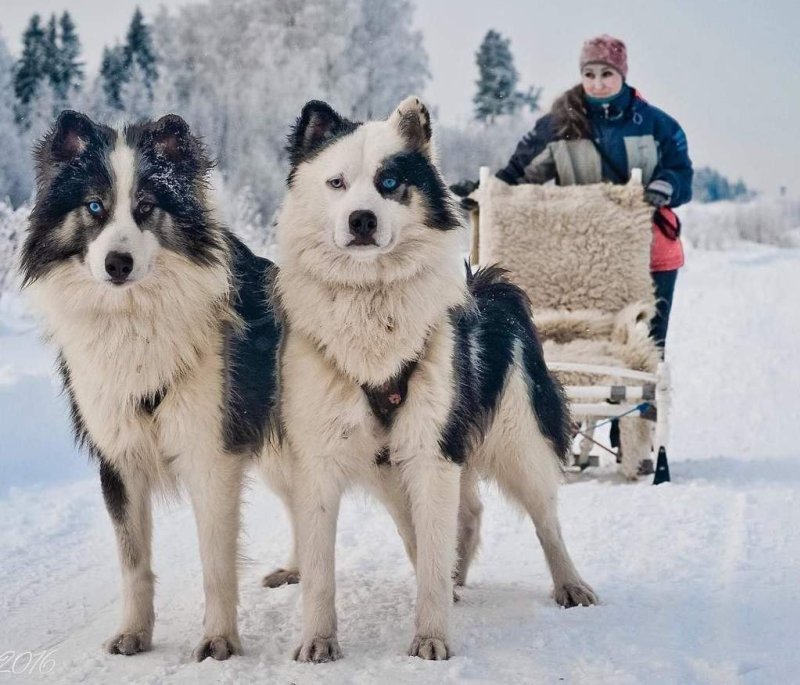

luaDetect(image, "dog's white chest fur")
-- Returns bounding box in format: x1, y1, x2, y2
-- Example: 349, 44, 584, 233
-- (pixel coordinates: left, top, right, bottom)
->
27, 255, 230, 476
278, 263, 467, 386
281, 331, 386, 467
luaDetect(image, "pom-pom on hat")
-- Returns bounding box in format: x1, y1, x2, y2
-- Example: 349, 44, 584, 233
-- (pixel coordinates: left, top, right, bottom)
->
579, 34, 628, 79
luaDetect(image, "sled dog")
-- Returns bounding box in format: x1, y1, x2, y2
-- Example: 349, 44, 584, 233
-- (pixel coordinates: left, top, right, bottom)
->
262, 96, 597, 662
20, 111, 281, 660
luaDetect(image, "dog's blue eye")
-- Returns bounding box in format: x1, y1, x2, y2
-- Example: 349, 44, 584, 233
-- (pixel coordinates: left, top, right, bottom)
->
382, 177, 398, 191
87, 201, 104, 215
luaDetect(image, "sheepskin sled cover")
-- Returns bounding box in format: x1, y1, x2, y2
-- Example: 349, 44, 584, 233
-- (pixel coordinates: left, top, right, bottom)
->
478, 179, 655, 313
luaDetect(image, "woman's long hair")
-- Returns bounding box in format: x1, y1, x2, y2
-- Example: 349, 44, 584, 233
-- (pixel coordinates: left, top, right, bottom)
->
550, 84, 592, 140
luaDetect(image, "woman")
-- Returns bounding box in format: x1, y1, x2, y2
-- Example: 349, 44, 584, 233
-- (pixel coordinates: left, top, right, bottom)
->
472, 35, 692, 461
491, 34, 692, 353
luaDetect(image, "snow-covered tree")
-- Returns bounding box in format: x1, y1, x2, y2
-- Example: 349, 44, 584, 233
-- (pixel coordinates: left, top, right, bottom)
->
693, 166, 755, 203
0, 201, 28, 299
437, 114, 532, 185
99, 9, 158, 113
214, 177, 276, 258
43, 15, 60, 94
14, 15, 47, 119
124, 7, 158, 96
149, 0, 431, 216
99, 45, 126, 111
150, 0, 351, 214
25, 80, 60, 144
16, 12, 83, 118
0, 36, 33, 206
342, 0, 430, 120
119, 62, 155, 121
473, 30, 540, 123
56, 12, 83, 101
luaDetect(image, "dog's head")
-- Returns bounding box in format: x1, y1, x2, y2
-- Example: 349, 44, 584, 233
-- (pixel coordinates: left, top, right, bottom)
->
21, 111, 223, 290
279, 96, 461, 284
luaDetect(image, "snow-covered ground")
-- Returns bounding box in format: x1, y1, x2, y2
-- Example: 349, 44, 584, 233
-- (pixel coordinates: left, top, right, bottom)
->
1, 245, 798, 684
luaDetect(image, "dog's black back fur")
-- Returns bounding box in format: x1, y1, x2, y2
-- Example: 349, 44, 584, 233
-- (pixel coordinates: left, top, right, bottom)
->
440, 264, 571, 464
223, 235, 282, 453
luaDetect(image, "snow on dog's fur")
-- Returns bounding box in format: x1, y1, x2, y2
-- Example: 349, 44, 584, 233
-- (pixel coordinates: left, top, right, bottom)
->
260, 97, 597, 663
20, 111, 281, 661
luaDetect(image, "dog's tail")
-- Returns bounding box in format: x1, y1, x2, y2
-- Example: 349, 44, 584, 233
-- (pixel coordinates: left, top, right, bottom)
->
466, 261, 532, 315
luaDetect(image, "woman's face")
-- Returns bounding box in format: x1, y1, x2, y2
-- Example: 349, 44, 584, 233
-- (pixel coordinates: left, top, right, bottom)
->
581, 63, 624, 99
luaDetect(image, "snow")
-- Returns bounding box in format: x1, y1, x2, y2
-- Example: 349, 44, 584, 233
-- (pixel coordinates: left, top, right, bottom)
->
1, 245, 799, 683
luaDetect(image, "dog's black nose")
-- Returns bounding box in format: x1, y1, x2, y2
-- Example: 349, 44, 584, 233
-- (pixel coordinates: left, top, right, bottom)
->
105, 251, 134, 284
348, 210, 378, 245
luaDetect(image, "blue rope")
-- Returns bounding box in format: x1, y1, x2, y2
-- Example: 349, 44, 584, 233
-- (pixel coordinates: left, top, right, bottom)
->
592, 402, 651, 428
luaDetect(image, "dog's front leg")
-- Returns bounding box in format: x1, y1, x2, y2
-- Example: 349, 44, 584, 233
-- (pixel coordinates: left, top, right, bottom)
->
180, 452, 244, 661
293, 456, 344, 663
259, 449, 301, 588
100, 459, 156, 656
399, 455, 461, 660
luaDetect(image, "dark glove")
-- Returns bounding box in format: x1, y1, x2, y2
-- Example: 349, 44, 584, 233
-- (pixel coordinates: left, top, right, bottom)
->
494, 168, 516, 185
449, 179, 478, 197
644, 179, 673, 208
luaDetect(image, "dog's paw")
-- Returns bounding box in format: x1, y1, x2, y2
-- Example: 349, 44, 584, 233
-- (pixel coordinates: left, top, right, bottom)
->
192, 634, 242, 661
261, 567, 300, 588
104, 630, 152, 656
408, 635, 450, 660
554, 580, 599, 608
293, 635, 342, 663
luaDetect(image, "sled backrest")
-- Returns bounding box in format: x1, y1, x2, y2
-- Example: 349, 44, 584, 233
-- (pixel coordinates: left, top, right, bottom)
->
476, 176, 655, 313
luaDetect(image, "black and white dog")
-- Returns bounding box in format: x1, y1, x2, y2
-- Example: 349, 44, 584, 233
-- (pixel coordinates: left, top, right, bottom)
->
20, 111, 281, 660
261, 97, 597, 662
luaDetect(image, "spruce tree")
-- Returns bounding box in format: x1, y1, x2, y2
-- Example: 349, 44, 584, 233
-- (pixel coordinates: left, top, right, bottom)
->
100, 45, 127, 111
14, 15, 47, 107
473, 30, 540, 123
43, 15, 63, 101
101, 8, 159, 111
124, 7, 158, 94
57, 12, 84, 100
0, 35, 32, 206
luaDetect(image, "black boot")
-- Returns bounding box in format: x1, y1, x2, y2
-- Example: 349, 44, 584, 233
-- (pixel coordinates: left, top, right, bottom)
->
610, 419, 622, 463
653, 447, 671, 484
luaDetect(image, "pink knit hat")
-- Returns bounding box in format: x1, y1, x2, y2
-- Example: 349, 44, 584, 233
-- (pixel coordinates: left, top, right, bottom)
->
579, 34, 628, 79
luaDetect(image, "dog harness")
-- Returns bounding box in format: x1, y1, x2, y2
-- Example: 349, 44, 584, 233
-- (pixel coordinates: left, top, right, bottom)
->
362, 359, 418, 467
361, 358, 418, 429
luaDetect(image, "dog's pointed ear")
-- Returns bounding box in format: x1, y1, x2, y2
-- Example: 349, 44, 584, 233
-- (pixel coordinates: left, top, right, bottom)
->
151, 114, 192, 162
50, 110, 96, 161
288, 100, 349, 167
389, 96, 432, 156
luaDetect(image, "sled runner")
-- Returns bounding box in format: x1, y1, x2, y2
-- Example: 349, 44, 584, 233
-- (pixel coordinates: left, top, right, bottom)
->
470, 167, 671, 483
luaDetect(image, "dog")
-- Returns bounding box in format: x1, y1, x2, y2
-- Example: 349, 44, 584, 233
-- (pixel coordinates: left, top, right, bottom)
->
260, 96, 597, 663
20, 111, 281, 660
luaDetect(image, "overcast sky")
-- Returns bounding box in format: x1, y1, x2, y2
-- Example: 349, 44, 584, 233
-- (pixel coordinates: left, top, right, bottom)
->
1, 0, 798, 195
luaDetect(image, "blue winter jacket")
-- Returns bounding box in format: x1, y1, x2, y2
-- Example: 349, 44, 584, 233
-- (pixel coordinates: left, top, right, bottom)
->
496, 84, 693, 207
